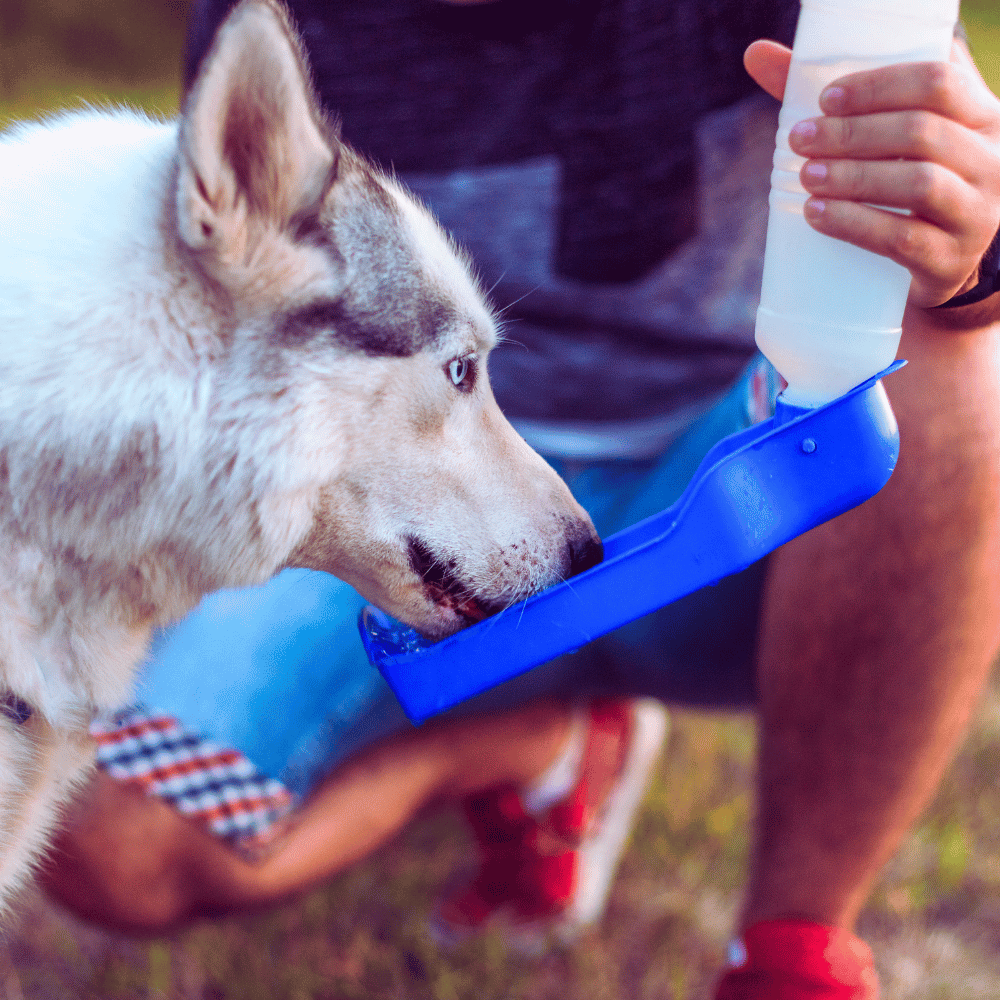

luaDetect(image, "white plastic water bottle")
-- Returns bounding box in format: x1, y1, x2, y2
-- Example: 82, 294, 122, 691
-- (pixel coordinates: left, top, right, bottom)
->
755, 0, 960, 406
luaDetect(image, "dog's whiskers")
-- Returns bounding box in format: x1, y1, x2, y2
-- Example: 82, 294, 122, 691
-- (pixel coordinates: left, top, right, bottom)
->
483, 269, 508, 301
494, 283, 541, 319
555, 569, 584, 605
494, 321, 527, 351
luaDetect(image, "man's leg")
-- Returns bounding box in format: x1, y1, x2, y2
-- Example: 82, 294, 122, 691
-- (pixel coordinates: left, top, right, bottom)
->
743, 309, 1000, 931
42, 701, 573, 933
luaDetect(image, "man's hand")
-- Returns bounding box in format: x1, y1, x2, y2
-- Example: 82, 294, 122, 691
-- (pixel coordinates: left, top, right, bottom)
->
745, 38, 1000, 309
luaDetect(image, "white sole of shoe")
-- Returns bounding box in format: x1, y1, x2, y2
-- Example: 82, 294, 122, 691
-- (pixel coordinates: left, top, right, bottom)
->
427, 698, 669, 954
558, 698, 669, 938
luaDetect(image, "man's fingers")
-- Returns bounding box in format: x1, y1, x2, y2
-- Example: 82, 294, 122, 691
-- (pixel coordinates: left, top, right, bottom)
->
791, 109, 982, 171
799, 158, 972, 232
801, 198, 970, 306
744, 40, 792, 102
819, 58, 998, 132
747, 36, 1000, 308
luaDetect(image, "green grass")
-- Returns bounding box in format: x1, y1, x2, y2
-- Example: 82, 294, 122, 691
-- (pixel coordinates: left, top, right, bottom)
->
2, 4, 1000, 998
964, 0, 1000, 92
0, 0, 187, 126
6, 700, 1000, 999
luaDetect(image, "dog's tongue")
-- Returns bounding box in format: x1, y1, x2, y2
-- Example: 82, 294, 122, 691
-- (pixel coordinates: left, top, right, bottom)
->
453, 595, 490, 623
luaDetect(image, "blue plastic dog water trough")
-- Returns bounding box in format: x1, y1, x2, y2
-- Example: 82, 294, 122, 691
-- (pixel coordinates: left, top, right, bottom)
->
360, 362, 904, 723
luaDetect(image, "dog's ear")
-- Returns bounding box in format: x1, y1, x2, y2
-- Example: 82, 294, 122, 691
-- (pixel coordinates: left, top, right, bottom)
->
176, 0, 336, 254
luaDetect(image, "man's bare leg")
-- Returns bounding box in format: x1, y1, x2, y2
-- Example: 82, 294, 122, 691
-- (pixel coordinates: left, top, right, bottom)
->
743, 309, 1000, 931
42, 701, 571, 933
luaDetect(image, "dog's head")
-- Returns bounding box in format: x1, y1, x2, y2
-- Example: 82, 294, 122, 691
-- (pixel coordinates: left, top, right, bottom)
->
174, 0, 600, 639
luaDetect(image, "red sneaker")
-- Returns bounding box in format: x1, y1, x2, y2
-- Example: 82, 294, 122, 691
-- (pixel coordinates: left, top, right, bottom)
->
431, 698, 668, 953
715, 920, 880, 999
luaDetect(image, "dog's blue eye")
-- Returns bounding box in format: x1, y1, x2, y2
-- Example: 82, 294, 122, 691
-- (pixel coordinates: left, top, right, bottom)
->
447, 357, 475, 392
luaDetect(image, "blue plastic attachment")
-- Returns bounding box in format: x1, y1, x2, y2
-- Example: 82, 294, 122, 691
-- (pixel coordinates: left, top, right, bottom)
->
360, 362, 904, 722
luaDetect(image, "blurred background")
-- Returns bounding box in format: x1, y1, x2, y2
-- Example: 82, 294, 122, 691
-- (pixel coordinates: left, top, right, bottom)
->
1, 2, 1000, 998
1, 0, 997, 123
0, 0, 187, 123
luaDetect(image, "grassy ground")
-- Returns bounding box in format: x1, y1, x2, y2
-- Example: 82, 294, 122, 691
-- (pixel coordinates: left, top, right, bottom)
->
2, 2, 1000, 998
4, 697, 1000, 1000
964, 0, 1000, 91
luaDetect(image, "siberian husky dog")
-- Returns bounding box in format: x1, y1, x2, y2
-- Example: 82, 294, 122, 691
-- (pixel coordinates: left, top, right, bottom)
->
0, 0, 600, 911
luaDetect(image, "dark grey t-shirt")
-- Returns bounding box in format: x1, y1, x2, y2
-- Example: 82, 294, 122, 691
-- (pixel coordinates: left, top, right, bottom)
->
187, 0, 798, 456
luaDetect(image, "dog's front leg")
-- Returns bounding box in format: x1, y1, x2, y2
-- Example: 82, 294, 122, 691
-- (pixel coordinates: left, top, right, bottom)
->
0, 713, 95, 908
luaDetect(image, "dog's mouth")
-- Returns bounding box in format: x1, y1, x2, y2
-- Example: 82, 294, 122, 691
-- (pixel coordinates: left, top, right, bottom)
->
406, 536, 501, 626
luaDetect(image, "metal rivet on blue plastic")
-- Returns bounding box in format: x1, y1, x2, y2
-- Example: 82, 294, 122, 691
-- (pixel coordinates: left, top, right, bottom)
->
361, 360, 906, 723
800, 437, 817, 454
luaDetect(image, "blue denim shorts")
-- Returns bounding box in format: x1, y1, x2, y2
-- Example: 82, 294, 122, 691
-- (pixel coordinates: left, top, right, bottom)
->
105, 358, 778, 817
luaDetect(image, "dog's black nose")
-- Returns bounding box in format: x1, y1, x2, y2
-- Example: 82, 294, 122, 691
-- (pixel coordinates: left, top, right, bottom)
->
568, 532, 604, 576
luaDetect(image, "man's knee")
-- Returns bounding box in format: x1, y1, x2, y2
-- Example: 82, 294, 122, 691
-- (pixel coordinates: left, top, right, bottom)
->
42, 773, 200, 933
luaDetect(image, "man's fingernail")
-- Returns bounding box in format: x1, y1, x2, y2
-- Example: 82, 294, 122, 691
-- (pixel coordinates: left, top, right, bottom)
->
791, 120, 818, 142
820, 85, 846, 112
804, 198, 826, 221
803, 162, 828, 182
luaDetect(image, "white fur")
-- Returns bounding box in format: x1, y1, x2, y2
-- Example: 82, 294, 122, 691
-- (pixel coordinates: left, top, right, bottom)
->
0, 0, 598, 913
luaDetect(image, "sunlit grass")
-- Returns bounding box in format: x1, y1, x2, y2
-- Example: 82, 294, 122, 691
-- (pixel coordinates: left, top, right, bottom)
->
0, 81, 180, 129
965, 0, 1000, 93
9, 694, 999, 998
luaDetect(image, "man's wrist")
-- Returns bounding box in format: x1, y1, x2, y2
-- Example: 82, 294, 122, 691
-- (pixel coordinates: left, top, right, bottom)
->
934, 225, 1000, 311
